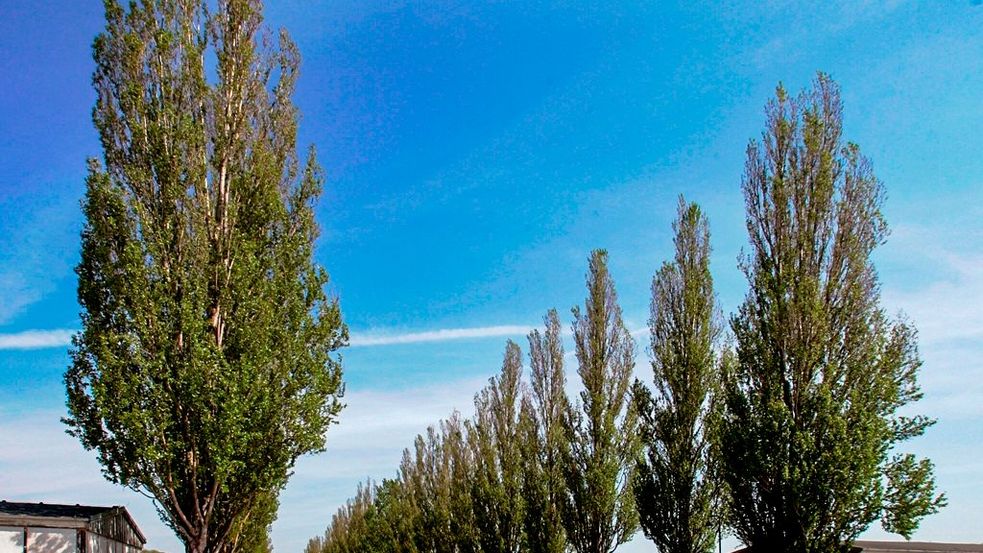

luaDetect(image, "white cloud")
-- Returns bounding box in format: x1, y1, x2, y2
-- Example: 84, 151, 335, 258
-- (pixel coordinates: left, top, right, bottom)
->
0, 329, 74, 350
0, 324, 536, 351
881, 223, 983, 423
884, 252, 983, 346
348, 325, 534, 347
0, 274, 43, 327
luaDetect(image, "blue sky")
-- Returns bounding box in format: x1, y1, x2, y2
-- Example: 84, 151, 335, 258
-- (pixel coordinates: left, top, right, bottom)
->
1, 1, 981, 552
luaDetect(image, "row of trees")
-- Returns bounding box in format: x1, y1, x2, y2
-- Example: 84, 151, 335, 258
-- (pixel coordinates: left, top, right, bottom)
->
306, 76, 945, 553
307, 247, 637, 553
62, 1, 944, 552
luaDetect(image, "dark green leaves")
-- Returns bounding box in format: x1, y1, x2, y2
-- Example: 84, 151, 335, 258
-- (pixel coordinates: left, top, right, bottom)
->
65, 2, 345, 552
719, 74, 943, 552
633, 199, 721, 553
563, 250, 639, 553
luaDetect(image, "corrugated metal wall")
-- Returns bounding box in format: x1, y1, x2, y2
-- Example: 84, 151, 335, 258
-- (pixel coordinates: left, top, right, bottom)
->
26, 529, 74, 553
0, 526, 137, 553
88, 511, 143, 549
0, 527, 25, 553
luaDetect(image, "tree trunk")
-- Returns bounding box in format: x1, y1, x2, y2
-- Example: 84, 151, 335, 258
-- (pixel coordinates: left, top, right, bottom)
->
186, 529, 209, 553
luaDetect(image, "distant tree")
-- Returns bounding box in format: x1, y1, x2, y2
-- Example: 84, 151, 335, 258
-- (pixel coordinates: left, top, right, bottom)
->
315, 357, 532, 553
312, 253, 644, 553
316, 477, 418, 553
562, 250, 640, 553
303, 533, 324, 553
317, 481, 377, 553
228, 491, 278, 553
633, 199, 722, 553
470, 341, 526, 553
444, 413, 480, 553
520, 310, 569, 553
63, 2, 346, 553
719, 74, 945, 552
405, 427, 455, 553
373, 477, 419, 553
313, 414, 484, 553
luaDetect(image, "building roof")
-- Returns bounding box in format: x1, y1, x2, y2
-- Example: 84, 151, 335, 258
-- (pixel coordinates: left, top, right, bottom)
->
854, 542, 983, 553
0, 501, 118, 519
0, 501, 147, 545
732, 542, 983, 553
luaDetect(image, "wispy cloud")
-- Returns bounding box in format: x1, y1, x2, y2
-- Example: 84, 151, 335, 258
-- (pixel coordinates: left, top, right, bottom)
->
348, 325, 534, 347
2, 309, 640, 356
884, 252, 983, 346
0, 188, 81, 325
0, 325, 537, 351
349, 322, 646, 349
880, 221, 983, 423
0, 329, 75, 350
0, 274, 44, 327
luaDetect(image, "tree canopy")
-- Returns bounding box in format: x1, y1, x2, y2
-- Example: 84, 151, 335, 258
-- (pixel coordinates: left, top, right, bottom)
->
634, 199, 722, 553
718, 74, 945, 552
305, 252, 640, 553
521, 309, 569, 553
561, 250, 640, 553
63, 2, 347, 553
304, 79, 945, 553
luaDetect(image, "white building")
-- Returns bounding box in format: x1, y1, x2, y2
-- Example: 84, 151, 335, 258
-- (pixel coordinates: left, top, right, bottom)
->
0, 501, 146, 553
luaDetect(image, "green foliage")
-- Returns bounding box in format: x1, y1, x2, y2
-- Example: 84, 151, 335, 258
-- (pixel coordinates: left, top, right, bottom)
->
562, 250, 640, 553
445, 413, 481, 553
470, 342, 526, 553
305, 76, 945, 553
310, 344, 529, 553
316, 481, 383, 553
310, 254, 642, 553
520, 310, 569, 553
718, 73, 945, 552
63, 2, 346, 553
406, 426, 456, 553
225, 490, 278, 553
633, 199, 722, 553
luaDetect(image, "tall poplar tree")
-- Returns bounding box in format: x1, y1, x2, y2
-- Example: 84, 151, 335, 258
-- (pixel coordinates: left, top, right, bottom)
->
719, 74, 944, 552
405, 427, 455, 553
562, 250, 640, 553
634, 199, 721, 553
521, 309, 569, 553
63, 2, 347, 553
316, 481, 378, 553
444, 412, 480, 553
471, 341, 526, 553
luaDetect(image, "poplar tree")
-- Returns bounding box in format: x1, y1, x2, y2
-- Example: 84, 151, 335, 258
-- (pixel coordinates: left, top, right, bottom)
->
374, 477, 420, 553
562, 250, 640, 553
444, 412, 480, 553
405, 427, 455, 553
634, 199, 721, 553
317, 482, 378, 553
63, 2, 346, 553
521, 310, 569, 553
471, 342, 526, 553
719, 74, 945, 552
